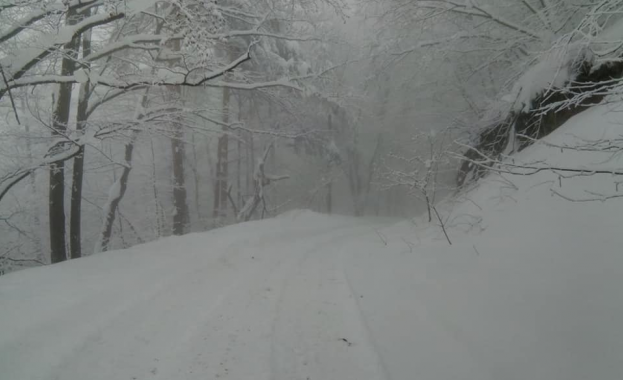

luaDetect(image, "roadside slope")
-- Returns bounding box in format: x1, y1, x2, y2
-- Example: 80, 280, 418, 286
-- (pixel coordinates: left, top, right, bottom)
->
345, 104, 623, 380
1, 105, 622, 380
0, 212, 390, 380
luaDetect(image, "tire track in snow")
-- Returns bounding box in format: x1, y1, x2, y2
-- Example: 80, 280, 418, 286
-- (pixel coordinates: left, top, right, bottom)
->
150, 238, 304, 380
45, 221, 352, 380
339, 267, 393, 380
268, 224, 390, 380
341, 243, 494, 380
266, 225, 374, 379
142, 220, 378, 380
0, 216, 392, 380
46, 238, 261, 380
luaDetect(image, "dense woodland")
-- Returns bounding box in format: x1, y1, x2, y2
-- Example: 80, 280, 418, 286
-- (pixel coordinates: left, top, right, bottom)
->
2, 0, 623, 274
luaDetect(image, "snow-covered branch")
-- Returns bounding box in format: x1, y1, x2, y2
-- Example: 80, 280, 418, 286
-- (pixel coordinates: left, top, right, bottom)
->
0, 10, 125, 99
455, 142, 623, 178
0, 138, 84, 202
236, 143, 289, 222
0, 0, 102, 44
4, 51, 252, 91
412, 0, 543, 40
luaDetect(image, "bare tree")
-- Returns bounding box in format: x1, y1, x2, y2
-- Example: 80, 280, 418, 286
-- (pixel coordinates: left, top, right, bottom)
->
69, 8, 93, 259
236, 143, 289, 222
49, 7, 82, 263
0, 0, 353, 270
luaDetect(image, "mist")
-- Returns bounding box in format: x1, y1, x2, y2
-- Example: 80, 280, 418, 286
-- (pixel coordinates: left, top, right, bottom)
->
1, 1, 623, 379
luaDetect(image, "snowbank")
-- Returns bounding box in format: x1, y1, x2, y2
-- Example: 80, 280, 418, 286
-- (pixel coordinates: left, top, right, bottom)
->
345, 104, 623, 379
0, 106, 621, 380
500, 18, 623, 114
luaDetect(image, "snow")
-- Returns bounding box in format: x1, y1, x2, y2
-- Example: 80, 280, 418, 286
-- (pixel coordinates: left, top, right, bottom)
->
2, 10, 119, 79
506, 18, 623, 113
1, 107, 623, 379
511, 44, 579, 112
122, 0, 159, 14
593, 17, 623, 60
1, 0, 160, 83
0, 212, 390, 380
74, 68, 89, 84
357, 104, 623, 379
106, 178, 123, 201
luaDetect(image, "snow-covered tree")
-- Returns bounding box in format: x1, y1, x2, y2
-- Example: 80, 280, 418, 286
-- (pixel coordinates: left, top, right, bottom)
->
0, 0, 349, 270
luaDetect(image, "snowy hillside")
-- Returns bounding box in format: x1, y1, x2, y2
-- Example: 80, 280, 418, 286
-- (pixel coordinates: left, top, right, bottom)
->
1, 106, 622, 379
348, 104, 623, 379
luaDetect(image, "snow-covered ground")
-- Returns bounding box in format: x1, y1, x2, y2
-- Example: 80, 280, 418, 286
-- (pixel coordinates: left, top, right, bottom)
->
1, 105, 623, 380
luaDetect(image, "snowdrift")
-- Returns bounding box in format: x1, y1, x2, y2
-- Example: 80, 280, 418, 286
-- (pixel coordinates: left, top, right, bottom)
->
346, 104, 623, 379
0, 106, 622, 379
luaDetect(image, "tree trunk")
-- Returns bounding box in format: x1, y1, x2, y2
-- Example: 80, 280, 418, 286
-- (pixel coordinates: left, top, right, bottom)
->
213, 86, 231, 222
151, 138, 164, 237
204, 137, 215, 224
94, 134, 137, 253
21, 94, 44, 259
49, 8, 80, 264
69, 10, 92, 259
326, 180, 332, 214
326, 113, 333, 214
171, 124, 189, 235
69, 111, 86, 259
168, 34, 188, 235
346, 148, 363, 217
237, 131, 242, 207
191, 133, 202, 223
246, 133, 253, 198
94, 86, 152, 252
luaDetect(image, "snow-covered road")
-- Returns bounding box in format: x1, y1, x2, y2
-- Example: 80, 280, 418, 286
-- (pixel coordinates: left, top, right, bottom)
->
3, 107, 623, 380
0, 212, 398, 380
2, 203, 623, 380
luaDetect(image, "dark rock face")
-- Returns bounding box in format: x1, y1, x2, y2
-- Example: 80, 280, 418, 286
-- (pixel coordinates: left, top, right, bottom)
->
457, 60, 623, 188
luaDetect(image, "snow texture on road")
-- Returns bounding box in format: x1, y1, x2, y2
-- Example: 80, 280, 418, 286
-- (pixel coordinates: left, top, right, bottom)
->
2, 106, 623, 380
0, 212, 393, 380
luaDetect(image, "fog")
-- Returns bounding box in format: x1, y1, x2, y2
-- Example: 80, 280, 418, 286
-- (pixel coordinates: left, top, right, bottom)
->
1, 1, 623, 379
0, 0, 477, 270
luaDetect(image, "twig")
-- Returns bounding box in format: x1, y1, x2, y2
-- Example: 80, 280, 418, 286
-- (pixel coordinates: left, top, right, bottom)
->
402, 237, 415, 253
374, 229, 388, 246
432, 206, 452, 245
226, 184, 240, 216
261, 196, 268, 219
2, 256, 46, 266
0, 64, 20, 124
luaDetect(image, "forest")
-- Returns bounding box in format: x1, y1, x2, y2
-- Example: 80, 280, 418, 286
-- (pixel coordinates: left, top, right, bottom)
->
2, 0, 623, 273
3, 2, 623, 379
